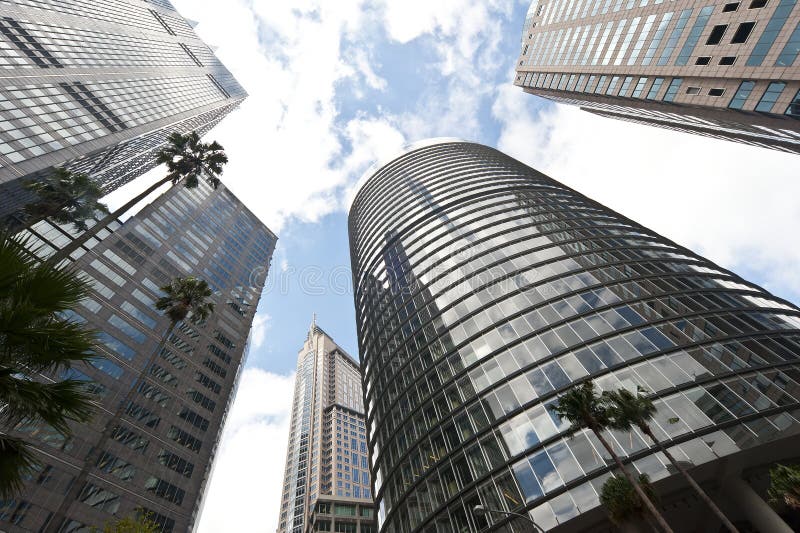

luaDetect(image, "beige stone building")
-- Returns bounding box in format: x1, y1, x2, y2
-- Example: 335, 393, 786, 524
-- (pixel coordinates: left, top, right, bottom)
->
514, 0, 800, 153
277, 320, 375, 533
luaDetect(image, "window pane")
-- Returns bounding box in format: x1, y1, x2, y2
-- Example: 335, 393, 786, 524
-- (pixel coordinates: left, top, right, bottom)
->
755, 81, 786, 112
729, 80, 756, 108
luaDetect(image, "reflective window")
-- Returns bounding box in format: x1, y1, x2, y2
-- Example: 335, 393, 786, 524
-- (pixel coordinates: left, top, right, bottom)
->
755, 82, 786, 112
675, 6, 715, 65
662, 78, 683, 101
746, 0, 797, 66
728, 80, 756, 109
785, 89, 800, 116
658, 9, 693, 65
775, 22, 800, 66
646, 77, 665, 99
632, 77, 649, 97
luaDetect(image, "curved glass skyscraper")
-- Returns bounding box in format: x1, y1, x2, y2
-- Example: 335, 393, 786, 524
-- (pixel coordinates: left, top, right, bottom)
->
348, 140, 800, 532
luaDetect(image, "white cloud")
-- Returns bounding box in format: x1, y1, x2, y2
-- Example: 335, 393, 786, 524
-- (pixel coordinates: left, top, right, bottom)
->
250, 313, 272, 350
493, 84, 800, 303
162, 0, 379, 233
102, 1, 521, 233
196, 369, 295, 533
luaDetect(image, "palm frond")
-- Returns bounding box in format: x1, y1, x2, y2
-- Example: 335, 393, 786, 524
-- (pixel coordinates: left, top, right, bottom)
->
156, 276, 215, 326
549, 380, 610, 432
0, 372, 96, 434
603, 387, 657, 431
155, 130, 228, 191
0, 435, 39, 499
21, 168, 107, 232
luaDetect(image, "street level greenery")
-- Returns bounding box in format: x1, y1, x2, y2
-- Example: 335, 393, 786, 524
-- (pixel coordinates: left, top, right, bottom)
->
550, 381, 674, 532
768, 463, 800, 510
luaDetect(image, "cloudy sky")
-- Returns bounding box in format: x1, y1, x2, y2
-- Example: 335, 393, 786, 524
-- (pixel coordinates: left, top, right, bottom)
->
113, 0, 800, 530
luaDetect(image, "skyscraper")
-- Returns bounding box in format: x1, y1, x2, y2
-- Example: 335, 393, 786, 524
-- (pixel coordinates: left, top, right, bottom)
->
514, 0, 800, 153
349, 139, 800, 532
1, 179, 276, 533
277, 321, 376, 533
0, 0, 246, 219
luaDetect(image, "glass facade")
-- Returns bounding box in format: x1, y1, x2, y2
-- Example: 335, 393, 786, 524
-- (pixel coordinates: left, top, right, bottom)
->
0, 0, 247, 220
515, 0, 800, 154
3, 181, 276, 533
348, 140, 800, 532
277, 325, 374, 533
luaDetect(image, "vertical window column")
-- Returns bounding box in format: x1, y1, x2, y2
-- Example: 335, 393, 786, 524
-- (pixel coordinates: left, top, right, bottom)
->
746, 0, 797, 66
775, 22, 800, 66
675, 6, 715, 65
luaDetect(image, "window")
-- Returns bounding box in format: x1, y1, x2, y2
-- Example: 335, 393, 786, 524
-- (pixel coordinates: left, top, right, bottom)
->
334, 504, 356, 517
775, 23, 800, 66
722, 2, 740, 10
749, 0, 767, 7
706, 25, 728, 45
144, 477, 185, 505
708, 88, 726, 96
731, 22, 756, 43
755, 81, 786, 112
632, 77, 649, 98
663, 78, 683, 101
109, 315, 146, 344
747, 0, 795, 66
605, 76, 620, 95
618, 76, 634, 96
686, 86, 702, 95
695, 56, 711, 65
786, 89, 800, 117
646, 77, 665, 99
728, 80, 756, 108
594, 75, 608, 94
78, 484, 120, 514
719, 56, 737, 65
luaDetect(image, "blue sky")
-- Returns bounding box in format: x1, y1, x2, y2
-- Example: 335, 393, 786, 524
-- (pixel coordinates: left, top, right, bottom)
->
103, 0, 800, 530
253, 2, 535, 373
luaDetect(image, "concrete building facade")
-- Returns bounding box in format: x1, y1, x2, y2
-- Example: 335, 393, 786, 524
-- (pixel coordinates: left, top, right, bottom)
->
1, 180, 276, 533
0, 0, 246, 219
514, 0, 800, 153
277, 322, 375, 533
349, 139, 800, 532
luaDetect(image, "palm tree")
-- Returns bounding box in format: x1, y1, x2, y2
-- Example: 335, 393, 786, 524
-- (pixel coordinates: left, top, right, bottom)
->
600, 473, 658, 531
0, 233, 97, 498
12, 168, 108, 233
550, 381, 673, 533
46, 276, 215, 533
18, 167, 108, 231
47, 131, 227, 265
768, 464, 800, 510
603, 387, 740, 533
96, 512, 160, 533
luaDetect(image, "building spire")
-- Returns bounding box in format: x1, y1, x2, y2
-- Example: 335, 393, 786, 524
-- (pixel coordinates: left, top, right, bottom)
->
311, 312, 317, 331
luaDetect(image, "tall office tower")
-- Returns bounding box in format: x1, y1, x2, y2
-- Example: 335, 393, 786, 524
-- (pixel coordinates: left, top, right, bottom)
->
277, 321, 376, 533
514, 0, 800, 153
349, 139, 800, 532
0, 0, 246, 219
1, 180, 276, 533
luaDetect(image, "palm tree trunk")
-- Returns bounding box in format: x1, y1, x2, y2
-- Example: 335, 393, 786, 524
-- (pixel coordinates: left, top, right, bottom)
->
591, 427, 675, 533
46, 175, 173, 266
44, 321, 178, 533
639, 424, 739, 533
